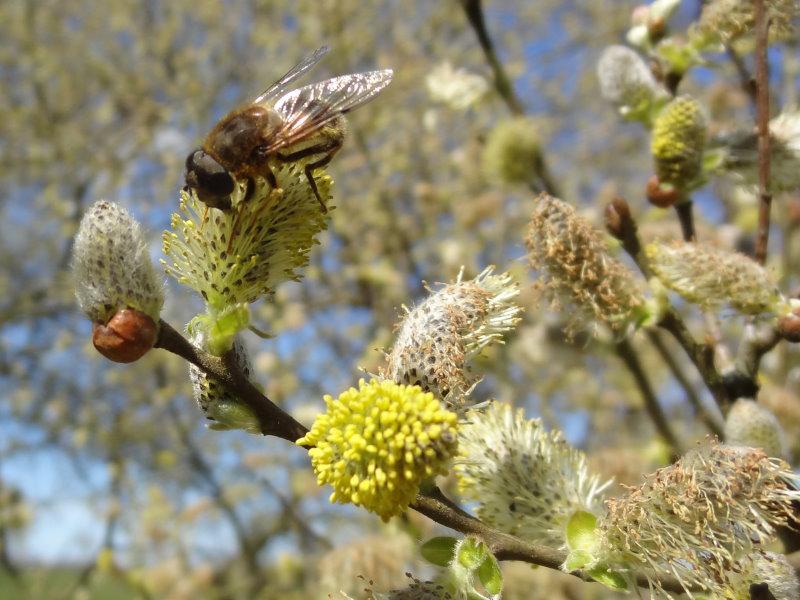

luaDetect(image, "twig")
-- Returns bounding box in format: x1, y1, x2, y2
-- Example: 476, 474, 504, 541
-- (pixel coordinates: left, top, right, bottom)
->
158, 321, 689, 593
675, 200, 696, 242
458, 0, 524, 116
614, 338, 683, 457
754, 0, 772, 265
154, 320, 308, 443
411, 488, 689, 594
459, 0, 561, 197
725, 45, 758, 107
646, 329, 725, 437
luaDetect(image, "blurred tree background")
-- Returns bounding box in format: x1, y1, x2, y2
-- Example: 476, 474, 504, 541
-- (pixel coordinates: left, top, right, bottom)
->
1, 0, 799, 598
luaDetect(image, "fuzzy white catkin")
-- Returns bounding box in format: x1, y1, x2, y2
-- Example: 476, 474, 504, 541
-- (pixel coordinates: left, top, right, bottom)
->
72, 200, 163, 323
456, 402, 609, 546
382, 267, 521, 410
597, 45, 666, 111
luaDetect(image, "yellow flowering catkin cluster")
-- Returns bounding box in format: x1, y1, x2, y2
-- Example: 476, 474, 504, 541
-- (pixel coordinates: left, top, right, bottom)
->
694, 0, 797, 44
162, 163, 330, 311
725, 399, 787, 459
481, 116, 543, 186
651, 95, 706, 192
526, 193, 644, 333
455, 402, 608, 547
383, 267, 521, 410
595, 441, 800, 598
646, 241, 783, 315
297, 379, 458, 521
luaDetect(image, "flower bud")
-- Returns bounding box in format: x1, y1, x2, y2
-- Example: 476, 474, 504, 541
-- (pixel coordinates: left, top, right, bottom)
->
645, 174, 680, 208
92, 308, 158, 363
188, 332, 261, 434
604, 197, 633, 240
72, 200, 164, 324
777, 307, 800, 342
481, 116, 543, 186
725, 399, 787, 459
729, 552, 800, 600
651, 96, 706, 193
455, 402, 609, 546
694, 0, 797, 44
597, 45, 667, 122
646, 241, 783, 315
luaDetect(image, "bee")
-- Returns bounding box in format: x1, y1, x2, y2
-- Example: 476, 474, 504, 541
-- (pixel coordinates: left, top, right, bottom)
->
185, 46, 393, 211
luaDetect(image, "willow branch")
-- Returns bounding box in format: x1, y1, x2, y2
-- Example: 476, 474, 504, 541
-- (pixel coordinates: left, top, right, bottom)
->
459, 0, 524, 115
459, 0, 561, 197
646, 329, 725, 437
754, 0, 772, 265
154, 320, 308, 442
411, 488, 688, 594
158, 321, 688, 593
615, 338, 683, 456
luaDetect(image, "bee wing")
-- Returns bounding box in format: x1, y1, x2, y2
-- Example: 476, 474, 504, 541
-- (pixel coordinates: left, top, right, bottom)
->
253, 46, 330, 104
263, 69, 393, 152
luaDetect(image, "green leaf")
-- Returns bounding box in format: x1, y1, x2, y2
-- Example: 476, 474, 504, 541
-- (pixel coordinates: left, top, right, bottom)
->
565, 510, 598, 553
476, 553, 503, 596
420, 537, 458, 567
457, 537, 488, 570
587, 566, 628, 591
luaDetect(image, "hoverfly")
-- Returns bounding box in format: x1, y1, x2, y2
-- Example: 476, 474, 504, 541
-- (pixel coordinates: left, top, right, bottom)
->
185, 46, 393, 211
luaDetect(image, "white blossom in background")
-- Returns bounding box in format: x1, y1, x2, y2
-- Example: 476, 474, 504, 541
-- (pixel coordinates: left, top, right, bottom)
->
426, 62, 489, 111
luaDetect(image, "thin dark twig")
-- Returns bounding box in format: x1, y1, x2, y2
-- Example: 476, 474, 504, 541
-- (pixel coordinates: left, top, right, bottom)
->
458, 0, 561, 196
614, 338, 683, 456
675, 200, 696, 242
154, 320, 308, 442
646, 329, 725, 437
725, 45, 758, 107
411, 488, 689, 594
754, 0, 772, 265
459, 0, 524, 115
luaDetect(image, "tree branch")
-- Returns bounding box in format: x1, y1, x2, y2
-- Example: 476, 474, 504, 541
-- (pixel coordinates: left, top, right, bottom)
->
646, 329, 725, 437
754, 0, 772, 265
154, 320, 308, 443
615, 338, 683, 457
411, 488, 688, 594
459, 0, 561, 197
157, 320, 689, 594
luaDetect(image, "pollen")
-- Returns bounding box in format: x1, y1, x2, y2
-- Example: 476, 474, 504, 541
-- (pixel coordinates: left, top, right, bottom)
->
297, 379, 459, 521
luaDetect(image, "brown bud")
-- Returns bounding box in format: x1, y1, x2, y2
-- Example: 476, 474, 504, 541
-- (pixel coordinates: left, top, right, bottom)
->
777, 310, 800, 343
647, 16, 666, 42
605, 197, 632, 240
646, 175, 680, 208
92, 308, 158, 363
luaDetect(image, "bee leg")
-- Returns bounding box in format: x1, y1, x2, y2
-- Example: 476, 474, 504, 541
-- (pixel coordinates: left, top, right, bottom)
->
263, 164, 279, 193
224, 177, 259, 252
277, 140, 342, 212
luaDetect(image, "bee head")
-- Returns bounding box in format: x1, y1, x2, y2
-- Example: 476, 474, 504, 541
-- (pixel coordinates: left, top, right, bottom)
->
184, 149, 235, 210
